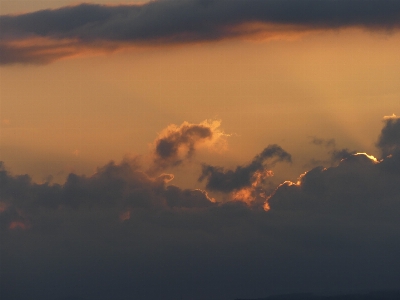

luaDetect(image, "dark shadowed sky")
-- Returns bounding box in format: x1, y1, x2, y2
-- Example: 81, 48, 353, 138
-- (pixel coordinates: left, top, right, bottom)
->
1, 1, 400, 300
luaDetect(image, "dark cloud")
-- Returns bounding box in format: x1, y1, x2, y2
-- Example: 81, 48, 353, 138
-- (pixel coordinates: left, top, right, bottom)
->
151, 120, 226, 171
0, 159, 215, 226
330, 148, 357, 163
268, 152, 400, 214
2, 118, 400, 299
0, 43, 66, 65
1, 0, 400, 64
376, 115, 400, 158
199, 144, 291, 193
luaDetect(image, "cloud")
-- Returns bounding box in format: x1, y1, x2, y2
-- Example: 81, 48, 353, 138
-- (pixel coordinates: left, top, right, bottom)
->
376, 114, 400, 158
0, 38, 83, 65
199, 144, 291, 195
330, 148, 357, 163
1, 0, 400, 64
310, 137, 336, 148
267, 115, 400, 214
307, 136, 357, 167
151, 120, 227, 171
1, 117, 400, 299
268, 152, 400, 214
0, 159, 216, 230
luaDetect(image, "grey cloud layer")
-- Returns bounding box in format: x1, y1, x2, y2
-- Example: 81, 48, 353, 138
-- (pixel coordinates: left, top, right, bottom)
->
1, 0, 400, 64
1, 117, 400, 299
0, 160, 215, 219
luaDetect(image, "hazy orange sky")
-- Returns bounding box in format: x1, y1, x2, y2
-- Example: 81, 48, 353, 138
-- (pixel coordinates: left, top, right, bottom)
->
1, 1, 400, 300
1, 24, 399, 185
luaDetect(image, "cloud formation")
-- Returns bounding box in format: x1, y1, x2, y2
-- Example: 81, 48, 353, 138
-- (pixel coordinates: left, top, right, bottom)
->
0, 159, 216, 231
151, 120, 226, 171
1, 0, 400, 64
376, 114, 400, 158
268, 152, 400, 213
307, 136, 357, 167
1, 117, 400, 300
199, 144, 291, 204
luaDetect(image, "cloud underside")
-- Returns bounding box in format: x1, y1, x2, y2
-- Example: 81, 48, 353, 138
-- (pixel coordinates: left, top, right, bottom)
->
1, 116, 400, 299
1, 0, 400, 64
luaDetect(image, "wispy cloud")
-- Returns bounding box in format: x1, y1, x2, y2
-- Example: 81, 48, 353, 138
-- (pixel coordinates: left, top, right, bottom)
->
1, 0, 400, 64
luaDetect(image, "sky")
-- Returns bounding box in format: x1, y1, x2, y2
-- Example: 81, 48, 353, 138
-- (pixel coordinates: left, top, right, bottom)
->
0, 1, 400, 299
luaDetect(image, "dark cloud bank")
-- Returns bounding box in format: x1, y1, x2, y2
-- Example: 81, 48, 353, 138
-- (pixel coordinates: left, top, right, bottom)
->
1, 117, 400, 300
1, 0, 400, 64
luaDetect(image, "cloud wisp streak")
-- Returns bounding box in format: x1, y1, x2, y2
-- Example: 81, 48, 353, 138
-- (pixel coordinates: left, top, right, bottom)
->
1, 0, 400, 64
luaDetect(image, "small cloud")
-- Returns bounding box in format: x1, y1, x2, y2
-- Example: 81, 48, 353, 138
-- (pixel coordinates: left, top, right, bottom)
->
198, 145, 291, 197
309, 136, 336, 148
151, 120, 228, 171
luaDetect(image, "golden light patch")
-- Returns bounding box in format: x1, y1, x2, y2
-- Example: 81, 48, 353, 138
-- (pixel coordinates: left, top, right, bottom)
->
158, 173, 175, 183
383, 114, 399, 120
200, 119, 231, 153
263, 202, 271, 212
251, 170, 274, 187
354, 153, 379, 163
232, 187, 255, 204
231, 170, 274, 205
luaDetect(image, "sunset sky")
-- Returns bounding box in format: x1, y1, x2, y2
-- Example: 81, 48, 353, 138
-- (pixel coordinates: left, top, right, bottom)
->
1, 1, 400, 300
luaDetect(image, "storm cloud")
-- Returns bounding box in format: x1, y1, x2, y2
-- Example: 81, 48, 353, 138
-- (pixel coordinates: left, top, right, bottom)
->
1, 0, 400, 64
